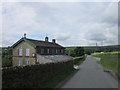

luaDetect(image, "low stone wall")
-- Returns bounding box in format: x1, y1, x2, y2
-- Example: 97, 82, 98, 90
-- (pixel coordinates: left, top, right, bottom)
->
2, 60, 73, 88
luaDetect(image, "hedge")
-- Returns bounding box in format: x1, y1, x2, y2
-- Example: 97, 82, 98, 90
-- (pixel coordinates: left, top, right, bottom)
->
73, 55, 85, 65
2, 60, 73, 88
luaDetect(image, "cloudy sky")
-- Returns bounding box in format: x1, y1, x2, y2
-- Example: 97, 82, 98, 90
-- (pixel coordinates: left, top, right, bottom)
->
2, 1, 118, 47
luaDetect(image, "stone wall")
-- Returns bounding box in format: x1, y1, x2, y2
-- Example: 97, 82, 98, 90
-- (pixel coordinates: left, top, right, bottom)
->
13, 41, 36, 66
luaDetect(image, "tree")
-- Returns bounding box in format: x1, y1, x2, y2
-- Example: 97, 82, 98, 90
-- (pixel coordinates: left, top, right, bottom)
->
65, 48, 76, 57
2, 47, 12, 67
74, 47, 85, 56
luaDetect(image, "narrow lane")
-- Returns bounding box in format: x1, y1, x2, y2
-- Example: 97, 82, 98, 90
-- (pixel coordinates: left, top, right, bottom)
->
61, 55, 118, 88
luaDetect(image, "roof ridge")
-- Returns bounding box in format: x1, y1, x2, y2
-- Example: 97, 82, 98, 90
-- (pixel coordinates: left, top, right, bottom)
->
26, 38, 64, 48
12, 37, 64, 48
26, 38, 56, 44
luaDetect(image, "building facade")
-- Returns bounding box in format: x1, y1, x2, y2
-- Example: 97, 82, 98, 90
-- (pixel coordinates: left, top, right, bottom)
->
12, 35, 72, 66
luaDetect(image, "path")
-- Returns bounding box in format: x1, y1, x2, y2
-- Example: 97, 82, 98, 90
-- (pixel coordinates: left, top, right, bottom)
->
61, 55, 118, 88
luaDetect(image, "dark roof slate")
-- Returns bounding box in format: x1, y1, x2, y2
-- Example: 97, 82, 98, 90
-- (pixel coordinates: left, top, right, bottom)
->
27, 38, 64, 48
12, 37, 64, 48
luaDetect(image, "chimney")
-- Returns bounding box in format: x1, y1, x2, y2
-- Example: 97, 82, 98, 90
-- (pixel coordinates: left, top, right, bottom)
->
52, 39, 56, 43
45, 36, 49, 42
24, 33, 26, 38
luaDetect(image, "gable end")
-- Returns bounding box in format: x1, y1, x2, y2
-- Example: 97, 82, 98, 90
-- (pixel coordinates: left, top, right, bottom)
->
11, 38, 36, 48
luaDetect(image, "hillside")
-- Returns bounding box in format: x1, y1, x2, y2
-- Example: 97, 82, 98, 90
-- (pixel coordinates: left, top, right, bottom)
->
65, 45, 120, 55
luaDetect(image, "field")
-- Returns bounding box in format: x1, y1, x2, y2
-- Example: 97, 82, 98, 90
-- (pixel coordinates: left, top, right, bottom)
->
66, 45, 120, 55
92, 52, 119, 77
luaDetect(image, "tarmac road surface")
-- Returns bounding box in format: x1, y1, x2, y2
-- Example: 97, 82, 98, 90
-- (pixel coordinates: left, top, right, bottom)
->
61, 55, 118, 88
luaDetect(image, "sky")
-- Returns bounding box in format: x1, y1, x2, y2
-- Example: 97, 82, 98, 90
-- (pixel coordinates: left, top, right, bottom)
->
1, 1, 118, 47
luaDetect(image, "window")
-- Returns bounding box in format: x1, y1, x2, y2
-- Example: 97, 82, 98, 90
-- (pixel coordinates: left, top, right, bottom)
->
26, 60, 30, 65
61, 49, 64, 54
18, 48, 22, 56
56, 49, 57, 54
41, 49, 44, 54
18, 60, 22, 66
47, 49, 49, 54
58, 49, 60, 53
52, 49, 54, 54
26, 48, 30, 56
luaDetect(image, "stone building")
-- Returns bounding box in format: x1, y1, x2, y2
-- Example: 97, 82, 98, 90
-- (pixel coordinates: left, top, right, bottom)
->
12, 34, 73, 66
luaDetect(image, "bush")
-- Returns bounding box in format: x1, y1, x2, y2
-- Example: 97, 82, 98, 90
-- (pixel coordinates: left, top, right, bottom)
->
74, 47, 84, 56
2, 47, 12, 67
65, 47, 85, 57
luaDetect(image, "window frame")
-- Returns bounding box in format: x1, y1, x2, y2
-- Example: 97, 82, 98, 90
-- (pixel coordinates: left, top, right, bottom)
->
52, 49, 54, 54
41, 49, 44, 54
26, 48, 30, 56
18, 60, 22, 66
47, 48, 50, 54
18, 48, 22, 56
56, 49, 58, 54
26, 60, 30, 65
61, 49, 64, 54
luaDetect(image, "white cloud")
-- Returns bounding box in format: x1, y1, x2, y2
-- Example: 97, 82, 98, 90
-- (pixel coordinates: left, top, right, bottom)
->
54, 33, 71, 41
2, 2, 39, 46
102, 2, 118, 24
2, 0, 119, 2
2, 2, 118, 47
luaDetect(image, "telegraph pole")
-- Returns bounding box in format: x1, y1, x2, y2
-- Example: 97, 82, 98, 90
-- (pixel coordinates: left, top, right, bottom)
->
96, 42, 97, 47
96, 42, 98, 52
101, 41, 104, 46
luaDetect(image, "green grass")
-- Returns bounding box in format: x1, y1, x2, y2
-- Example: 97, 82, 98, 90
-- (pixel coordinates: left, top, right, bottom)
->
73, 55, 85, 59
93, 53, 119, 76
39, 68, 76, 88
75, 59, 85, 65
92, 51, 120, 55
73, 55, 86, 66
38, 55, 86, 88
74, 55, 86, 65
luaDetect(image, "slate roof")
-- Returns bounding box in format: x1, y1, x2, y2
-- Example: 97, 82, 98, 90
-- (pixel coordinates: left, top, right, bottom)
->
43, 55, 73, 62
26, 38, 64, 48
12, 37, 64, 48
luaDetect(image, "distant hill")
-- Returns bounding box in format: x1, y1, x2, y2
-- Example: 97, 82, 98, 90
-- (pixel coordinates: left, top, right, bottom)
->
66, 45, 120, 48
65, 45, 120, 55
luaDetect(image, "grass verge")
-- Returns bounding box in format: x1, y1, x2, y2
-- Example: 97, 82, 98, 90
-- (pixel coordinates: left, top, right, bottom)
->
74, 59, 85, 65
73, 55, 85, 59
39, 68, 76, 88
73, 55, 86, 65
93, 53, 119, 77
38, 55, 86, 88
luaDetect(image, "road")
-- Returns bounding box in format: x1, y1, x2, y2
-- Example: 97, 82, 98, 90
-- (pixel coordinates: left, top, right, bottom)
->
61, 55, 118, 88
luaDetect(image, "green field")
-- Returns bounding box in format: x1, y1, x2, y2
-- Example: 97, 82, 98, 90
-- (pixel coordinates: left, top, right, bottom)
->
66, 45, 120, 55
93, 52, 119, 77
